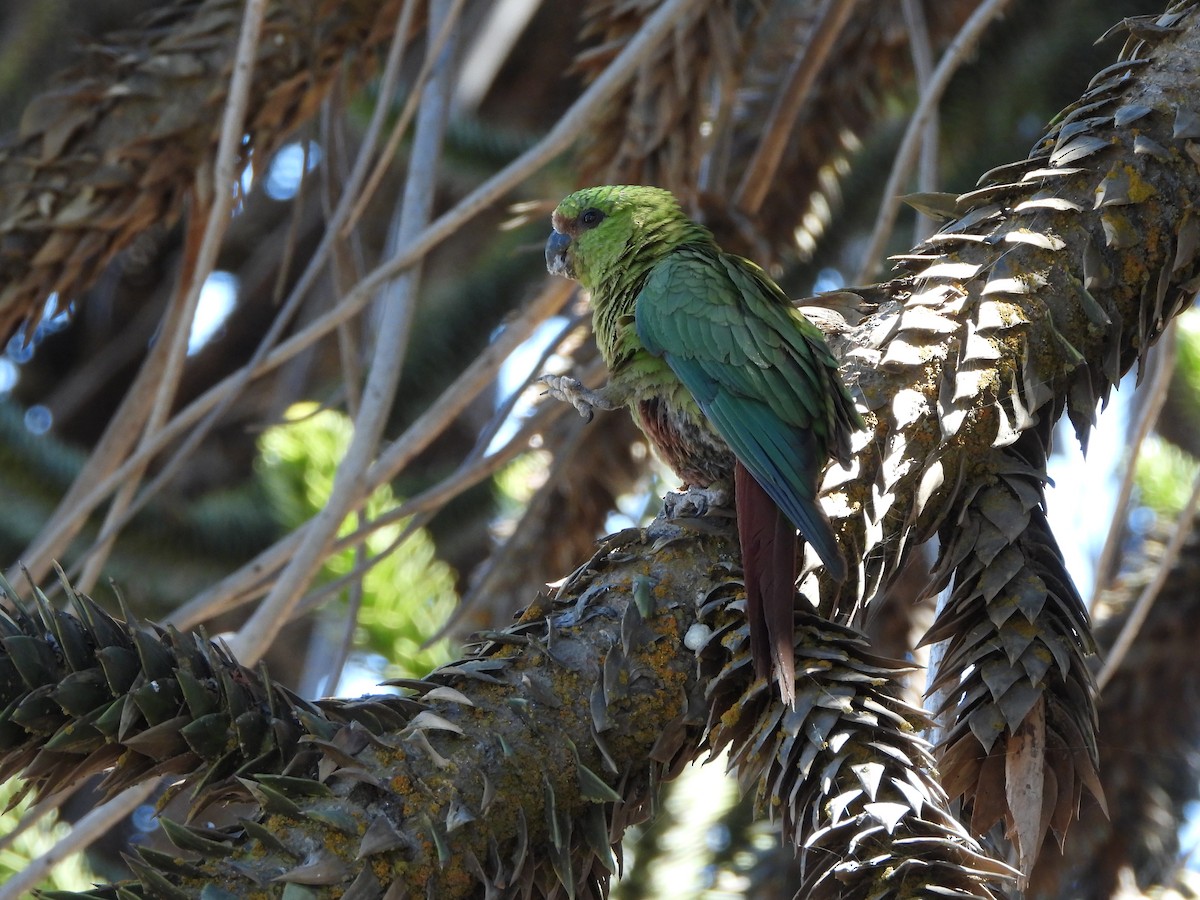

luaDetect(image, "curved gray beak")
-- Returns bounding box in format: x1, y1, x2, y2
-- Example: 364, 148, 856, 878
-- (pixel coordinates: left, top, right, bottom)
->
545, 230, 574, 279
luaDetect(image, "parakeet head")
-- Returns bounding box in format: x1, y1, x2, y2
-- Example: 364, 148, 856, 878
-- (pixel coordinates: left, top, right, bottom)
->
545, 185, 698, 289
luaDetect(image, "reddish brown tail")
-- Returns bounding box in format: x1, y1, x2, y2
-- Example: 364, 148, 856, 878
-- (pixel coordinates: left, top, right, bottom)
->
735, 460, 798, 705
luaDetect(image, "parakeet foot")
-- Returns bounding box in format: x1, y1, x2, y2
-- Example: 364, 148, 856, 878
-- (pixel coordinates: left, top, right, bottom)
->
664, 485, 731, 520
539, 374, 616, 423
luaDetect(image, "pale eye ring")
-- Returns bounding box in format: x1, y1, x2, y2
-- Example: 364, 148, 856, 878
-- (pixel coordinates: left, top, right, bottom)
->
580, 208, 603, 228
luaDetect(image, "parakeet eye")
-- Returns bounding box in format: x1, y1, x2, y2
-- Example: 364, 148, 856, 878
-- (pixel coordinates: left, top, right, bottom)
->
579, 208, 604, 228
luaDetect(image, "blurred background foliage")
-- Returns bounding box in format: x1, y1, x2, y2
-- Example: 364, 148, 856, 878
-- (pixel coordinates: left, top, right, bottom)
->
0, 779, 95, 891
257, 402, 458, 686
1, 0, 1198, 896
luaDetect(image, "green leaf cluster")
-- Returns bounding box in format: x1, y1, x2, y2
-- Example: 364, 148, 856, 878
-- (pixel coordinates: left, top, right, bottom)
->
1136, 310, 1200, 516
257, 403, 458, 679
0, 779, 94, 891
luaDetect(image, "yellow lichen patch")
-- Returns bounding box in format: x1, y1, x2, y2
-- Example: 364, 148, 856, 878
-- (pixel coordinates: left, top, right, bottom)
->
1117, 245, 1150, 291
718, 698, 744, 732
1125, 163, 1157, 204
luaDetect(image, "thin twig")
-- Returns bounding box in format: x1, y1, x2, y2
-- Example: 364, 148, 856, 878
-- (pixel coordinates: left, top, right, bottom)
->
22, 0, 702, 599
342, 0, 468, 234
901, 0, 939, 245
75, 0, 269, 592
450, 414, 596, 635
455, 0, 545, 113
323, 95, 370, 698
363, 280, 575, 489
272, 125, 317, 306
1096, 469, 1200, 692
1090, 332, 1176, 607
855, 0, 1015, 283
329, 0, 706, 316
227, 0, 459, 665
166, 276, 572, 632
0, 779, 161, 900
27, 0, 418, 587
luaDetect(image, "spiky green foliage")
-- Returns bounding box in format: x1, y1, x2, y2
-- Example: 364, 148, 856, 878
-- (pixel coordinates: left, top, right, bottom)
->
818, 4, 1200, 874
1030, 511, 1200, 896
925, 426, 1101, 868
0, 572, 325, 814
0, 516, 1012, 899
700, 609, 1015, 897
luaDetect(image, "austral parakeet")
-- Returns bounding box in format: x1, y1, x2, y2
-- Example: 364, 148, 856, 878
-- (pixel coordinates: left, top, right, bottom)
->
541, 185, 862, 704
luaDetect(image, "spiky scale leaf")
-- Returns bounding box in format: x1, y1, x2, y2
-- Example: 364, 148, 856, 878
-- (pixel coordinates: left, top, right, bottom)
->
96, 646, 140, 695
178, 712, 234, 758
52, 669, 112, 717
238, 816, 297, 857
159, 817, 237, 857
175, 668, 218, 718
575, 759, 621, 803
278, 852, 347, 888
122, 715, 192, 758
358, 815, 407, 859
45, 605, 94, 673
419, 811, 451, 867
125, 852, 190, 900
254, 773, 334, 798
232, 708, 271, 758
130, 627, 174, 682
445, 797, 476, 833
302, 802, 361, 836
133, 846, 206, 878
4, 634, 58, 688
128, 677, 184, 727
43, 718, 105, 753
341, 866, 385, 900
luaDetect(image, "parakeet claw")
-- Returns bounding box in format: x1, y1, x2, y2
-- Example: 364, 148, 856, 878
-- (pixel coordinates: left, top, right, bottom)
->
663, 485, 731, 520
538, 374, 595, 422
538, 374, 598, 422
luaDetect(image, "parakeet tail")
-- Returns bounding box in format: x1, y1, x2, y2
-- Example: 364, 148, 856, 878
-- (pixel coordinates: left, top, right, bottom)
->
786, 497, 847, 583
735, 461, 797, 706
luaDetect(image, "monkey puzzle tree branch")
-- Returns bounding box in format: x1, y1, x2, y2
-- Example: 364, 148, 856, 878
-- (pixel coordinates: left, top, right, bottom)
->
0, 0, 407, 339
821, 0, 1200, 874
2, 521, 1006, 899
1029, 509, 1200, 897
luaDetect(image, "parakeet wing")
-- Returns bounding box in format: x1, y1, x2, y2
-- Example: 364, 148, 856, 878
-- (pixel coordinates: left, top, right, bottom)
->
635, 246, 845, 577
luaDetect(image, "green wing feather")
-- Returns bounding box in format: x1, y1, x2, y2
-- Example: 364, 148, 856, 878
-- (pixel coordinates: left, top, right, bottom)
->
635, 246, 848, 576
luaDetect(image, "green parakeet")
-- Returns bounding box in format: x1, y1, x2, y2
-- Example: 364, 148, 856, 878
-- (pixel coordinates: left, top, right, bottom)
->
542, 185, 861, 703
